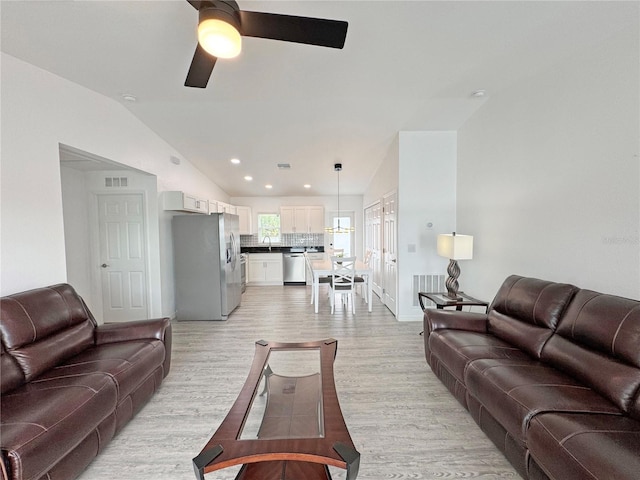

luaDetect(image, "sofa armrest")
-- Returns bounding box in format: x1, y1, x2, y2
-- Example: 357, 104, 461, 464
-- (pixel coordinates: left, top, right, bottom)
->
95, 318, 172, 377
95, 317, 171, 344
424, 309, 488, 334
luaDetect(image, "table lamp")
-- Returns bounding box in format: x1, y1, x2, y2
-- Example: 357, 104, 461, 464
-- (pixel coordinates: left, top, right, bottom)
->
437, 232, 473, 300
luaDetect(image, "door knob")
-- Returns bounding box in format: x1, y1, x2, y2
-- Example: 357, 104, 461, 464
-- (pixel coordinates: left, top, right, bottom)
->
101, 263, 109, 268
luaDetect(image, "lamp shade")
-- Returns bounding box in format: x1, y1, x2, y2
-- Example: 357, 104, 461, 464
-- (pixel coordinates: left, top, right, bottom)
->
437, 233, 473, 260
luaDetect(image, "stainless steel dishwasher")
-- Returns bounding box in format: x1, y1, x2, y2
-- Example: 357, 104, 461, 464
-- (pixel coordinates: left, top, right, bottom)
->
283, 251, 306, 284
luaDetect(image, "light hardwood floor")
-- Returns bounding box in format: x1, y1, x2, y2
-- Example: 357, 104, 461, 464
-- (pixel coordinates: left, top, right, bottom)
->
78, 286, 518, 480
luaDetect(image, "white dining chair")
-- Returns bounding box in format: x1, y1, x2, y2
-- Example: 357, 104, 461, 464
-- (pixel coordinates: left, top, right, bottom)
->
329, 256, 356, 314
354, 249, 372, 302
305, 252, 330, 305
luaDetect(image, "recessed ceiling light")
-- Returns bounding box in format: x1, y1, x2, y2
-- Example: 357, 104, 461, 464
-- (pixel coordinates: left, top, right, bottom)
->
121, 94, 137, 102
304, 184, 311, 189
244, 176, 253, 181
230, 158, 240, 164
265, 184, 273, 189
471, 89, 486, 98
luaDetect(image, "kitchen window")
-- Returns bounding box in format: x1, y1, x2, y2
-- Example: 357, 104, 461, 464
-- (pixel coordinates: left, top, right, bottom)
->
257, 213, 281, 244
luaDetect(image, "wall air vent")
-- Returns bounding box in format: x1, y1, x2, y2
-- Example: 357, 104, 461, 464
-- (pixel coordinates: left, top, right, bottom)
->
105, 177, 128, 187
277, 163, 291, 169
412, 274, 446, 307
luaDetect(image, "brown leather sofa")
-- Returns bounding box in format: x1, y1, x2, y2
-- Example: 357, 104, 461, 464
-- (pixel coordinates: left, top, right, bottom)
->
423, 275, 640, 480
0, 284, 172, 480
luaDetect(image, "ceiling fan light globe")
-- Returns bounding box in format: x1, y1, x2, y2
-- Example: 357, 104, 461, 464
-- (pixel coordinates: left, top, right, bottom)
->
198, 19, 242, 58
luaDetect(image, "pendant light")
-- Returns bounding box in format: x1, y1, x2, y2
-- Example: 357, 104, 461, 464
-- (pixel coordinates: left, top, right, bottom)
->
325, 163, 355, 234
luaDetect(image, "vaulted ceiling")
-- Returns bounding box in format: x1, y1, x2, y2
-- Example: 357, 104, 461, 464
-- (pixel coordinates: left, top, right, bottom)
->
1, 1, 633, 196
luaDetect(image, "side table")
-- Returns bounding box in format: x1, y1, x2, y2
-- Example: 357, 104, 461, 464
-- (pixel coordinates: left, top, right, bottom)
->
418, 292, 489, 335
418, 292, 489, 313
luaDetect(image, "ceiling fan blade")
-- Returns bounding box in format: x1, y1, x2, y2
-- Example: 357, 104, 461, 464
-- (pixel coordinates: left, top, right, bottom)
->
238, 10, 348, 49
186, 0, 210, 10
185, 44, 217, 88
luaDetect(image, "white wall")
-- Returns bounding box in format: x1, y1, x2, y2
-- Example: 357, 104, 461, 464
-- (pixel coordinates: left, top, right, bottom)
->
363, 135, 399, 207
1, 54, 228, 317
397, 132, 456, 321
60, 166, 92, 295
457, 25, 640, 302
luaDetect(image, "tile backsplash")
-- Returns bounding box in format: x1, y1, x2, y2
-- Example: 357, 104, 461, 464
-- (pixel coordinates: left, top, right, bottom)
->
240, 233, 324, 248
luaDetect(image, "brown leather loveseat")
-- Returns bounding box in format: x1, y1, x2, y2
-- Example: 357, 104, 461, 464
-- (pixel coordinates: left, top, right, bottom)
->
423, 275, 640, 480
0, 284, 172, 480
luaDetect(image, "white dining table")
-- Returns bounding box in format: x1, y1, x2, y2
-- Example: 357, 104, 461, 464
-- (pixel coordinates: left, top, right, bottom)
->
310, 259, 373, 313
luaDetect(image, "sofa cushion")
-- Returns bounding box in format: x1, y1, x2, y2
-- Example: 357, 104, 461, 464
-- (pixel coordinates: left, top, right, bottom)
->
95, 317, 172, 379
465, 358, 621, 446
1, 341, 24, 394
8, 320, 96, 383
487, 276, 577, 359
429, 330, 530, 384
36, 339, 166, 403
0, 372, 117, 480
543, 290, 640, 416
556, 290, 640, 366
527, 413, 640, 480
0, 284, 96, 383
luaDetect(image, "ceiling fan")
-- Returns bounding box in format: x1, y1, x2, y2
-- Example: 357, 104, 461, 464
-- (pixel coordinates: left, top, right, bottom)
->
185, 0, 349, 88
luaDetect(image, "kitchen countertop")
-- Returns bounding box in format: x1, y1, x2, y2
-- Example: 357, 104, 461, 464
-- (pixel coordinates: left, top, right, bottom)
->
241, 246, 324, 254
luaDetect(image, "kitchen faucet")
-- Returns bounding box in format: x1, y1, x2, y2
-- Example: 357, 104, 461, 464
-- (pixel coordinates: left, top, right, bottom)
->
262, 235, 272, 251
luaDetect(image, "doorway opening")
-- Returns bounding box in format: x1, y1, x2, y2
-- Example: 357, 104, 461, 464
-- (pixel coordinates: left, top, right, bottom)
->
329, 212, 355, 256
59, 144, 160, 323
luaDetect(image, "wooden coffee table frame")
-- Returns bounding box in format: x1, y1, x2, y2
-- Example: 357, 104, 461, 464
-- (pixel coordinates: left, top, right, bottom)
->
192, 339, 360, 480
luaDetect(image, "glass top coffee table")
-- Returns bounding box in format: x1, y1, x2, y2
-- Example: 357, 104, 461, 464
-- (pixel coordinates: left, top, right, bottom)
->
193, 339, 360, 480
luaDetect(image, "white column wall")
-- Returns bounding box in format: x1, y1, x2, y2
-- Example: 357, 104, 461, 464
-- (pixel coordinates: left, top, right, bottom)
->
397, 132, 456, 321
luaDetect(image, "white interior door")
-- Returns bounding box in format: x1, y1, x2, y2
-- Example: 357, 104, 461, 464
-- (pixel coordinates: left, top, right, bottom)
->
98, 194, 149, 322
382, 192, 397, 315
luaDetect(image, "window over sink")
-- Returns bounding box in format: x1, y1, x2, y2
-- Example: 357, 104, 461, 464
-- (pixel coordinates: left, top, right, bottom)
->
257, 213, 281, 244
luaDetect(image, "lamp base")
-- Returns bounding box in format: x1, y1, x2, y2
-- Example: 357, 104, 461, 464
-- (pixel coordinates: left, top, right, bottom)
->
444, 292, 463, 301
445, 259, 462, 300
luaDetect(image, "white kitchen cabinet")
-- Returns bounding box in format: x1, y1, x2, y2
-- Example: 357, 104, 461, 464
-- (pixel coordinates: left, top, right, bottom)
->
247, 253, 283, 285
236, 206, 252, 234
307, 206, 325, 233
293, 208, 308, 231
163, 191, 209, 214
279, 207, 296, 233
216, 201, 237, 215
280, 206, 325, 233
264, 258, 282, 283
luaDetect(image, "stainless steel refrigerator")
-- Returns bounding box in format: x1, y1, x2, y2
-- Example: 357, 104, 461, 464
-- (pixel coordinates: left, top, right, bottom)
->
172, 213, 241, 320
